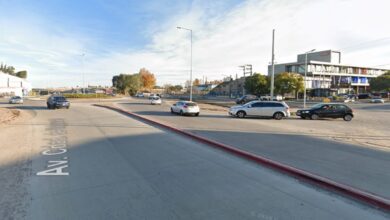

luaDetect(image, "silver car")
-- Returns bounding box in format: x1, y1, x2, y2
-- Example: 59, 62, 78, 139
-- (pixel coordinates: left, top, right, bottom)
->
170, 101, 200, 116
9, 96, 23, 104
370, 98, 385, 103
229, 101, 290, 120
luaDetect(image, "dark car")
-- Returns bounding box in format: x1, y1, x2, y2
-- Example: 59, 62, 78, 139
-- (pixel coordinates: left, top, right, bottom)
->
47, 96, 70, 109
357, 93, 370, 99
236, 94, 258, 104
296, 103, 354, 121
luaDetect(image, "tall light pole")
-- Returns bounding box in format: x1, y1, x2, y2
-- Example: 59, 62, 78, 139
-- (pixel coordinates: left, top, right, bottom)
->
270, 29, 275, 99
177, 26, 193, 101
81, 53, 85, 94
304, 49, 315, 108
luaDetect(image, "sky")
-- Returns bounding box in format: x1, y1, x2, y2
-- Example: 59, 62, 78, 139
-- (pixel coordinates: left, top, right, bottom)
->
0, 0, 389, 88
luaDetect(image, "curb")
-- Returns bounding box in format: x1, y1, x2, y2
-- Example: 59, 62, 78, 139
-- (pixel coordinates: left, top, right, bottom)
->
94, 104, 390, 211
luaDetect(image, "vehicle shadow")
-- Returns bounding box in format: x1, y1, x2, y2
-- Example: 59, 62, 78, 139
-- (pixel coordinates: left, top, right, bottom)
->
118, 102, 151, 106
131, 110, 230, 119
10, 106, 50, 111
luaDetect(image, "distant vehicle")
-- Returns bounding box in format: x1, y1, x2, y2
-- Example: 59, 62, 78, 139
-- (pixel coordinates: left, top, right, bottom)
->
151, 97, 162, 105
149, 94, 158, 99
357, 93, 370, 99
9, 96, 23, 104
296, 103, 353, 121
370, 97, 385, 103
236, 95, 258, 104
134, 93, 144, 98
343, 97, 355, 103
47, 96, 70, 109
260, 95, 283, 101
170, 101, 200, 116
380, 92, 389, 98
229, 101, 290, 120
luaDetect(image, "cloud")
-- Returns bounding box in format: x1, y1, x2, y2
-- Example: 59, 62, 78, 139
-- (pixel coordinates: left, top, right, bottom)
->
91, 0, 390, 87
1, 0, 390, 87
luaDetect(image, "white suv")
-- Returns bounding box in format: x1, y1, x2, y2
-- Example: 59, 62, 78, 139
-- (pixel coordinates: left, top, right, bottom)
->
229, 101, 290, 120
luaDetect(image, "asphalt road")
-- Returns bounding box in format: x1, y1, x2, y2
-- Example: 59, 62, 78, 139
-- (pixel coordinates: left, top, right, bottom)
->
117, 98, 390, 199
0, 99, 388, 219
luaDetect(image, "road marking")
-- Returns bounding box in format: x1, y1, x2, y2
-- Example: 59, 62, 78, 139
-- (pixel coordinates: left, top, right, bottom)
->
36, 119, 69, 176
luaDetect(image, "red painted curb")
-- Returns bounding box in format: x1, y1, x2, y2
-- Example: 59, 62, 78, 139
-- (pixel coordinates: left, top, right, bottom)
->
95, 104, 390, 211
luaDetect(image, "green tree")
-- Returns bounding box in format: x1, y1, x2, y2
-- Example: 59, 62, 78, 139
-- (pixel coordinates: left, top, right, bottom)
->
274, 72, 304, 97
244, 73, 269, 96
127, 74, 141, 95
370, 71, 390, 92
16, 70, 27, 78
112, 73, 141, 95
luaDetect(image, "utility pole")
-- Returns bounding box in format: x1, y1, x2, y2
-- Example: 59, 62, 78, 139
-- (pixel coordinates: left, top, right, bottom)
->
270, 29, 275, 99
177, 26, 193, 101
239, 65, 246, 96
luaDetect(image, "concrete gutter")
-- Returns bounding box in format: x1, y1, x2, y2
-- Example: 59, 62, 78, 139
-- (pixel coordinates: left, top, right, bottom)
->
94, 104, 390, 211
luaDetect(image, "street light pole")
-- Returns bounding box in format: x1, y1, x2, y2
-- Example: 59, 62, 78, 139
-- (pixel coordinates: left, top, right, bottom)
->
81, 53, 85, 94
177, 26, 193, 101
304, 49, 315, 108
270, 29, 275, 99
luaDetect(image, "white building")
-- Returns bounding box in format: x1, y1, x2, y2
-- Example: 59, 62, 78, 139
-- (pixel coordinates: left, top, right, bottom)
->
268, 50, 389, 96
0, 71, 32, 97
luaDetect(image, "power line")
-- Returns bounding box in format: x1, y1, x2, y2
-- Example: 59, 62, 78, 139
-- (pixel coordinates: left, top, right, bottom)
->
338, 37, 390, 51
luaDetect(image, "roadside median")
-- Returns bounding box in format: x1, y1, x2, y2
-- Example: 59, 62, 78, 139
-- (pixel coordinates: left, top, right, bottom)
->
94, 103, 390, 211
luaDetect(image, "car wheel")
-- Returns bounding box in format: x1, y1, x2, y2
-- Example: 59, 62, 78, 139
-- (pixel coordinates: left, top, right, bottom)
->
311, 114, 319, 120
273, 112, 284, 120
66, 106, 70, 109
236, 111, 246, 118
343, 114, 353, 121
195, 112, 199, 116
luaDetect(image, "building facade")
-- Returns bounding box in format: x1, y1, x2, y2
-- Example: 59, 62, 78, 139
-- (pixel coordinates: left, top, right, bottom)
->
268, 50, 389, 96
0, 71, 32, 97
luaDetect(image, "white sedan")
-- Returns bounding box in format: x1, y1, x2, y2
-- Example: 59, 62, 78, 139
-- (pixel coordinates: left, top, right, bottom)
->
9, 96, 23, 104
151, 97, 162, 105
170, 101, 200, 116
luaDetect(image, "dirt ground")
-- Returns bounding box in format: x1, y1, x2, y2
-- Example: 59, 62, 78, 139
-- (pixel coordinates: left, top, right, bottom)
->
0, 108, 21, 124
0, 109, 33, 220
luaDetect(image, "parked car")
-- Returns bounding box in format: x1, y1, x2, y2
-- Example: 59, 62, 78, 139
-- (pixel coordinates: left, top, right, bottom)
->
343, 97, 355, 103
47, 95, 70, 109
9, 96, 23, 104
296, 103, 354, 121
170, 101, 200, 116
370, 97, 385, 103
134, 93, 144, 98
149, 94, 159, 100
229, 101, 290, 120
151, 97, 162, 105
260, 95, 283, 101
357, 93, 370, 99
236, 94, 258, 104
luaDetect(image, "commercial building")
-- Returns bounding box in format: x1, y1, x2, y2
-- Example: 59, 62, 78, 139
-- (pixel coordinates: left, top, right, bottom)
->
268, 50, 389, 96
0, 71, 32, 97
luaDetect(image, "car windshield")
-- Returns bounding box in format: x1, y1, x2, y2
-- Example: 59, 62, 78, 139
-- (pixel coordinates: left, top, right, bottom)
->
185, 102, 197, 106
54, 97, 66, 101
